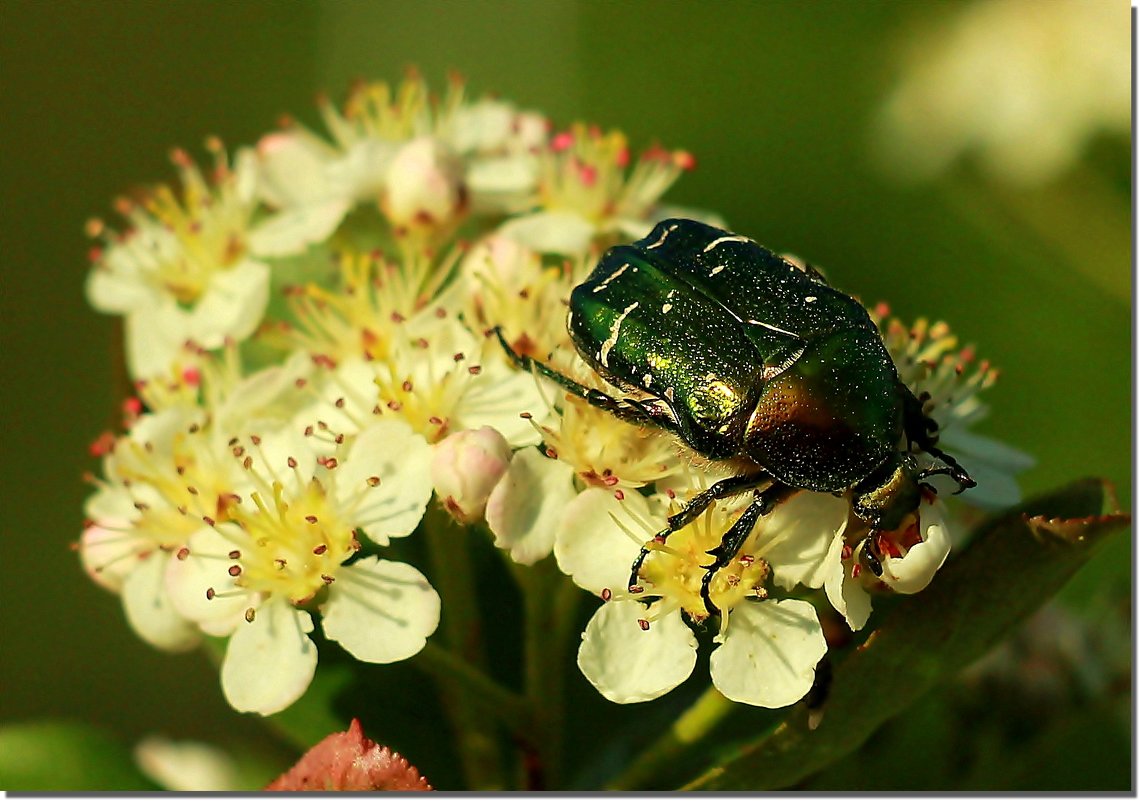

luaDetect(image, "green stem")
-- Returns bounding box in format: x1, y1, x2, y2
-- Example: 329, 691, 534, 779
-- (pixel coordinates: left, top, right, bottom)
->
412, 642, 533, 733
515, 560, 584, 789
422, 506, 505, 789
606, 685, 735, 790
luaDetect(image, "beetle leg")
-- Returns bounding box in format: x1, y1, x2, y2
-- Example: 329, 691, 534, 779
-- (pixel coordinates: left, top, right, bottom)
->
493, 327, 594, 400
493, 327, 686, 434
626, 470, 770, 594
699, 481, 794, 616
667, 471, 771, 530
858, 536, 884, 578
901, 385, 976, 494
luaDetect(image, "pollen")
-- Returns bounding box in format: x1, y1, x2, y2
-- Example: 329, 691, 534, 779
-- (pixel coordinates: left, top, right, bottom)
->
222, 475, 356, 604
639, 502, 770, 621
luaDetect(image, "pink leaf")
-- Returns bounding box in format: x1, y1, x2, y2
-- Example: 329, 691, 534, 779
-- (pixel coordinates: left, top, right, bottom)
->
267, 719, 432, 791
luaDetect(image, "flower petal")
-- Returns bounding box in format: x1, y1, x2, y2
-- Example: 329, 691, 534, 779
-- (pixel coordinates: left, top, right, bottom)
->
759, 491, 849, 591
880, 500, 952, 594
255, 130, 338, 207
86, 258, 161, 314
498, 210, 596, 255
123, 301, 192, 380
577, 600, 697, 703
486, 448, 577, 565
221, 599, 317, 715
186, 259, 270, 346
135, 736, 239, 792
709, 599, 826, 708
554, 487, 651, 594
336, 420, 433, 544
79, 518, 141, 592
321, 557, 440, 664
121, 551, 200, 652
823, 535, 873, 632
452, 363, 547, 447
165, 526, 249, 636
248, 200, 351, 257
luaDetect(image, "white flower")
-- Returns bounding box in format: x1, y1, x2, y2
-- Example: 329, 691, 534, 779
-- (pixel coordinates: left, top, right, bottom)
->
560, 489, 827, 707
457, 234, 585, 360
484, 384, 686, 566
85, 143, 280, 380
80, 406, 244, 652
165, 421, 439, 714
251, 130, 354, 255
446, 98, 547, 216
499, 125, 696, 255
822, 494, 951, 631
311, 317, 546, 449
874, 0, 1129, 186
270, 248, 457, 367
254, 76, 548, 240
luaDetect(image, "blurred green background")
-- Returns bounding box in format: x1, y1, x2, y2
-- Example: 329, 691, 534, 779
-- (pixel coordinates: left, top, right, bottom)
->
2, 0, 1130, 790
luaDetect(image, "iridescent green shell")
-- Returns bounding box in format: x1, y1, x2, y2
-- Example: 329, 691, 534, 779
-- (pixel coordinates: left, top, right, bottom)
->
567, 218, 905, 492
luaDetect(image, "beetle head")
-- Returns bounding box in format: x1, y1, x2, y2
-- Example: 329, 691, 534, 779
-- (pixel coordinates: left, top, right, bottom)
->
851, 453, 923, 532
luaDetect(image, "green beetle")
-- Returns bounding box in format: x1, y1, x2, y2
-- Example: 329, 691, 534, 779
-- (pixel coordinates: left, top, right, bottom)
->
498, 218, 973, 614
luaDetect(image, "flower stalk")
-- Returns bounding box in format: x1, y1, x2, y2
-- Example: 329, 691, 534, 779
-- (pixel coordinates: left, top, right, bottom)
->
606, 685, 735, 790
420, 504, 505, 789
515, 558, 582, 789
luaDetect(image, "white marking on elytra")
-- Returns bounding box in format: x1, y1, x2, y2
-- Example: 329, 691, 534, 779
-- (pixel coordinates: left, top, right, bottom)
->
662, 302, 673, 313
805, 296, 817, 303
710, 265, 725, 276
745, 318, 799, 338
643, 373, 653, 388
664, 387, 675, 401
646, 223, 679, 250
762, 345, 807, 381
702, 235, 751, 253
599, 301, 639, 368
592, 262, 631, 293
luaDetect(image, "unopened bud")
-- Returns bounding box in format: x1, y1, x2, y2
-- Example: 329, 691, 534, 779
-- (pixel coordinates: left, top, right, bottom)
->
430, 426, 513, 524
381, 137, 465, 232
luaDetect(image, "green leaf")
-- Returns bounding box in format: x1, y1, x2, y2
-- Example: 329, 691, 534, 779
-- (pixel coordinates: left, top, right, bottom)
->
0, 721, 159, 791
684, 478, 1130, 790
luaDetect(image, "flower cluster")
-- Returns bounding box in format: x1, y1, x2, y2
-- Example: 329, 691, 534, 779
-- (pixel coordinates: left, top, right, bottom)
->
80, 74, 1021, 716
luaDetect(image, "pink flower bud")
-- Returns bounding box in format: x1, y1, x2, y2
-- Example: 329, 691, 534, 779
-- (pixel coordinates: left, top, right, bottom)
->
381, 137, 465, 232
431, 427, 513, 524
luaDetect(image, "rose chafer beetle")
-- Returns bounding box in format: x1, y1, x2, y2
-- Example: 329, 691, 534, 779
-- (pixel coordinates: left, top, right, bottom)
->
498, 218, 974, 615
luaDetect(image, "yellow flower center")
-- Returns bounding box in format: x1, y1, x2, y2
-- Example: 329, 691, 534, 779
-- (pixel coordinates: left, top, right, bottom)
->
541, 395, 681, 490
640, 504, 769, 623
225, 479, 358, 604
272, 250, 456, 364
113, 424, 234, 550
